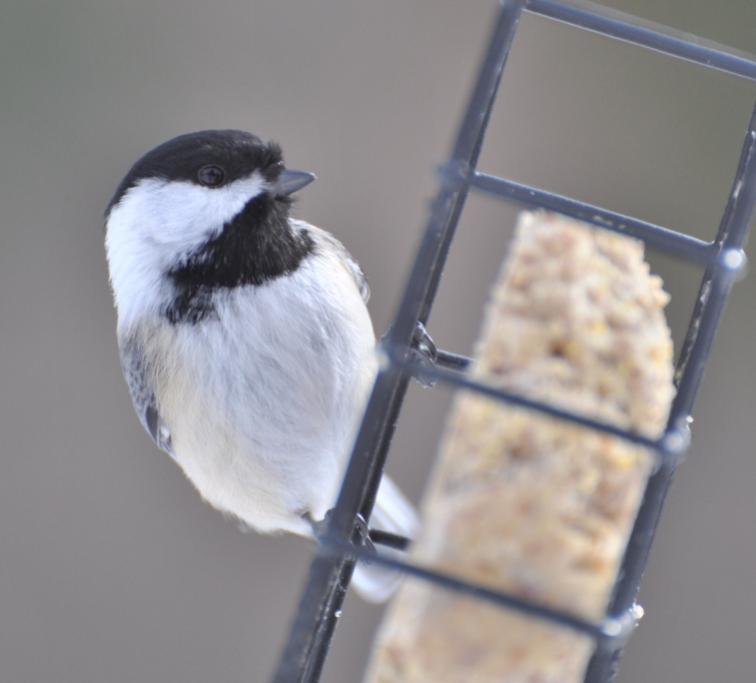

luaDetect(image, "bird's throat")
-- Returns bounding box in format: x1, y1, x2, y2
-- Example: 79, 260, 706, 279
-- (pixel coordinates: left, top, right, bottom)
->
165, 195, 314, 324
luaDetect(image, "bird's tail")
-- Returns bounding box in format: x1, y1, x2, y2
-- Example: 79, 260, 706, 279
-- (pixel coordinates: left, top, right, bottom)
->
352, 475, 419, 603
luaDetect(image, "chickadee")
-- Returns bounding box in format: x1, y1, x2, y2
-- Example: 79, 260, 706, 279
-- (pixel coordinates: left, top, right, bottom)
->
105, 129, 417, 601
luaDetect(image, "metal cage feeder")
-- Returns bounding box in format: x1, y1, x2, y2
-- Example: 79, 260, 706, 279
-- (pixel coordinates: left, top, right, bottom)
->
272, 2, 756, 681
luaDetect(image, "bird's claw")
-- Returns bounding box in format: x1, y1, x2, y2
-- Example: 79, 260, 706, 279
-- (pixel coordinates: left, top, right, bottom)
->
304, 509, 331, 541
411, 321, 438, 388
305, 509, 377, 555
353, 514, 376, 554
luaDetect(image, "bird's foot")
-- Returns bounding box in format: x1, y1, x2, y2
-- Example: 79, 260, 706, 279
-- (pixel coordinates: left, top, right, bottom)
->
305, 509, 331, 541
305, 510, 376, 553
410, 321, 438, 388
353, 513, 376, 554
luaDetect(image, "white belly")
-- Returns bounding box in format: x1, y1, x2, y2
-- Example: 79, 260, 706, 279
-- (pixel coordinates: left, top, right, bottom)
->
153, 251, 376, 535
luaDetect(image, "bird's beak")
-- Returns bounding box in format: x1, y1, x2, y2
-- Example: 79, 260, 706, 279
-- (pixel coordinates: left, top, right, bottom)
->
274, 169, 317, 197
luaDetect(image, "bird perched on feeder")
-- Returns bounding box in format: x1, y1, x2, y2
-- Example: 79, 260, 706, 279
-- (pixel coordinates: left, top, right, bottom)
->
105, 129, 417, 601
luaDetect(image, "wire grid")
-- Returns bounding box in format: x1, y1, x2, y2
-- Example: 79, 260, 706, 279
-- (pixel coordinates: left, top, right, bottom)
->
272, 1, 756, 681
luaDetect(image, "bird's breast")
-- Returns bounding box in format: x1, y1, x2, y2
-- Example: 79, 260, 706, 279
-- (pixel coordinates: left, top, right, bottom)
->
148, 252, 377, 531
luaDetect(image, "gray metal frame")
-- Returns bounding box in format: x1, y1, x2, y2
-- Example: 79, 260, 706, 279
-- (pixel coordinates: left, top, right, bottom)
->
272, 2, 756, 681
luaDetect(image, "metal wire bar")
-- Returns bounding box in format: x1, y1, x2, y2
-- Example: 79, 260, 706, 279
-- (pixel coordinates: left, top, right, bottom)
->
468, 171, 717, 264
434, 348, 472, 371
272, 1, 756, 681
526, 0, 756, 82
386, 345, 687, 461
368, 529, 410, 551
317, 534, 638, 649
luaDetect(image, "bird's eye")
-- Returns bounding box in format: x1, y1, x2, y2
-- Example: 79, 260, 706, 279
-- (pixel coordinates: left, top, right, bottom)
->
197, 164, 226, 187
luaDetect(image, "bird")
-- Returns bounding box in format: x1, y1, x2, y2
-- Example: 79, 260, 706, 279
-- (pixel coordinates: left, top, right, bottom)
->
104, 129, 417, 601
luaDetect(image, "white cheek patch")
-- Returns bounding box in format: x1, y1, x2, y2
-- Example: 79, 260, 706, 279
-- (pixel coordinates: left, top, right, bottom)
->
105, 172, 267, 327
138, 172, 267, 247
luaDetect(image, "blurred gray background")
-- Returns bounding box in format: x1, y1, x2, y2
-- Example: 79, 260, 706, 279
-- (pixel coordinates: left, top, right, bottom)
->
1, 1, 754, 681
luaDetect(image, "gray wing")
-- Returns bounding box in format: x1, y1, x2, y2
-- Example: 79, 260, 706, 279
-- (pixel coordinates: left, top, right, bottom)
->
308, 225, 370, 303
119, 334, 173, 455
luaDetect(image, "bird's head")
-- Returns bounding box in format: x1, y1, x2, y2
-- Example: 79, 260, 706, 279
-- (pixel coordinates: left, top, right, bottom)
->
105, 129, 315, 326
